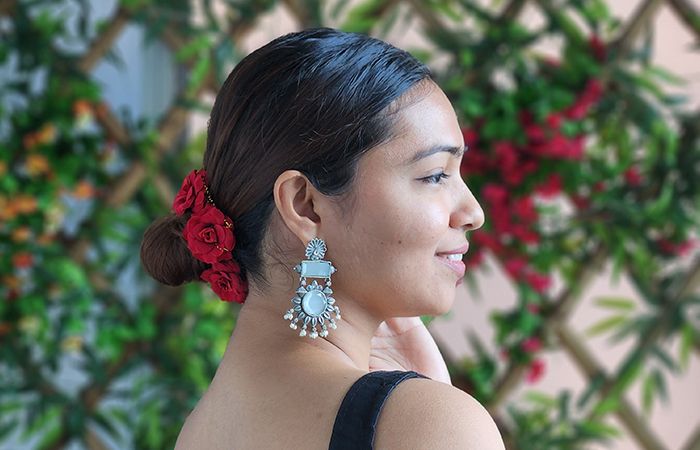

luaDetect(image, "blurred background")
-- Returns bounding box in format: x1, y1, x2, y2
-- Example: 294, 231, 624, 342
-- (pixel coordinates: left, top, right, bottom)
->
1, 0, 699, 449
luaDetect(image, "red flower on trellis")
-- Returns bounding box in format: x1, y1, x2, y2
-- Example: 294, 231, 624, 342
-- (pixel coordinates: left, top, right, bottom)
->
526, 358, 546, 384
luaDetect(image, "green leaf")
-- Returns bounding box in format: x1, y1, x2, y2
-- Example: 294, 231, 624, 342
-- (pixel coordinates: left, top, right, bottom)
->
594, 297, 635, 312
592, 395, 619, 416
21, 404, 61, 442
652, 369, 668, 403
577, 420, 620, 439
679, 323, 694, 369
646, 65, 686, 86
641, 371, 655, 415
55, 258, 90, 291
340, 0, 384, 33
585, 315, 627, 337
650, 345, 678, 373
524, 391, 557, 408
187, 57, 211, 96
581, 0, 610, 21
644, 179, 673, 218
175, 35, 211, 62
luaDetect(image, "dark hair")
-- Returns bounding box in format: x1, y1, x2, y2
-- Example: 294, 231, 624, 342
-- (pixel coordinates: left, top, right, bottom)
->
140, 27, 433, 292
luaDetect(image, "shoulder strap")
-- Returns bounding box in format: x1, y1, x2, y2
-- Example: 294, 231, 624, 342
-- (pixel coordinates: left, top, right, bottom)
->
328, 370, 430, 450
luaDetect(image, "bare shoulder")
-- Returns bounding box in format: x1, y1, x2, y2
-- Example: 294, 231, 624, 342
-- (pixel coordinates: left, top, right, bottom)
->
373, 377, 505, 450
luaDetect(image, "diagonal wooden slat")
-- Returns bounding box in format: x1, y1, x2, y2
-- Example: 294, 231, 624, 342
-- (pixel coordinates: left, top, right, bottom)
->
555, 324, 667, 450
681, 423, 700, 450
78, 7, 132, 73
611, 0, 664, 56
665, 0, 700, 41
488, 245, 608, 411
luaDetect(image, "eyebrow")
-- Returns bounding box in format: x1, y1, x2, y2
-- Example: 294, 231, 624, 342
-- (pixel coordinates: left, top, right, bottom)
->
405, 144, 467, 165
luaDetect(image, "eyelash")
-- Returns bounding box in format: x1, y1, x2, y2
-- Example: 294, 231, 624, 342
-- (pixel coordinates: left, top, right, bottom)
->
421, 172, 451, 184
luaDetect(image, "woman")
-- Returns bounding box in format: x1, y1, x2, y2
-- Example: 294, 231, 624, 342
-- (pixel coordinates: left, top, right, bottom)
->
141, 27, 503, 449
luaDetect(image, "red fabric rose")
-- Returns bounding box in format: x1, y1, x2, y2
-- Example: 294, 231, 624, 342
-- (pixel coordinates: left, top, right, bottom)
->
183, 204, 235, 264
173, 169, 208, 215
201, 260, 248, 303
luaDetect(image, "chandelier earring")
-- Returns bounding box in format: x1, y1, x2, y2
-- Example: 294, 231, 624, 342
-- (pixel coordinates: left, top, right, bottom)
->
283, 237, 341, 339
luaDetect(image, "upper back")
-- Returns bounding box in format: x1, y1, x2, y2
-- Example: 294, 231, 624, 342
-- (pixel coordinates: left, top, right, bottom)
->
175, 368, 504, 450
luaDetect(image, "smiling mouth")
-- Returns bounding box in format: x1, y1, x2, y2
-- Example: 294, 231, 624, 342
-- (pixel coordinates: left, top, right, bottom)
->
436, 254, 466, 277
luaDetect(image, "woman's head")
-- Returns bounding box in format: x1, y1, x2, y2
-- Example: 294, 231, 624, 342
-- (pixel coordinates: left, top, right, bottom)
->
141, 27, 483, 314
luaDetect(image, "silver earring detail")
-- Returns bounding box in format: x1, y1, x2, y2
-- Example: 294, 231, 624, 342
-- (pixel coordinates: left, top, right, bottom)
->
283, 237, 340, 339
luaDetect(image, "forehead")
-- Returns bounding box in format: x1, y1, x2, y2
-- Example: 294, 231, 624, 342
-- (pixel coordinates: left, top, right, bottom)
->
371, 83, 464, 167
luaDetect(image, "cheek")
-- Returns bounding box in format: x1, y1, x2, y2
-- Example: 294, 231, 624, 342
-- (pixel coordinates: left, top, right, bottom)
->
354, 189, 448, 258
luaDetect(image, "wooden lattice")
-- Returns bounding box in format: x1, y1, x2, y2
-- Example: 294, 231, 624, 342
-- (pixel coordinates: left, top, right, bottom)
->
2, 0, 699, 448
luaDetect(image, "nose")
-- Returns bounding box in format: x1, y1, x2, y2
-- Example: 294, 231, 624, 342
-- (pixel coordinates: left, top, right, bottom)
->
451, 180, 485, 231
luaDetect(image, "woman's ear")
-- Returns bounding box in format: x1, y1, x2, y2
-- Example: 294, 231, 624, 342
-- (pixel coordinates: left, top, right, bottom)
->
273, 170, 323, 246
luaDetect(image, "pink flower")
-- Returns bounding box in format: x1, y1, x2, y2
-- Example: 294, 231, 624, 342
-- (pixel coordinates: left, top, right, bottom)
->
504, 258, 528, 279
491, 207, 513, 234
521, 337, 542, 353
565, 79, 604, 120
536, 174, 563, 198
472, 232, 504, 254
589, 34, 607, 62
482, 184, 509, 206
511, 225, 540, 245
525, 272, 551, 294
513, 196, 538, 224
526, 303, 540, 314
461, 149, 491, 176
570, 194, 591, 210
624, 167, 643, 186
546, 113, 562, 129
658, 238, 697, 257
462, 128, 479, 147
526, 358, 546, 383
525, 123, 546, 143
467, 250, 485, 268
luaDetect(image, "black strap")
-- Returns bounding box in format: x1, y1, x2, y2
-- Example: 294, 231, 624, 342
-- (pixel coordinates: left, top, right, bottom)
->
328, 370, 430, 450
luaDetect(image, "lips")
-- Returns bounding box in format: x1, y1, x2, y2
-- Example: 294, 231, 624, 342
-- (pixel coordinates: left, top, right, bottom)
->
436, 242, 469, 278
436, 254, 466, 278
436, 242, 469, 255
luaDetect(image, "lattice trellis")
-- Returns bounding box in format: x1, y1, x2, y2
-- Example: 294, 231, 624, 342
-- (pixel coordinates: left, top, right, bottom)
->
1, 0, 699, 448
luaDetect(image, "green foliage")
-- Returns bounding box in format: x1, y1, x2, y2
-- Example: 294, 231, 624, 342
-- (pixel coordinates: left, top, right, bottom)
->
509, 391, 620, 449
1, 0, 698, 449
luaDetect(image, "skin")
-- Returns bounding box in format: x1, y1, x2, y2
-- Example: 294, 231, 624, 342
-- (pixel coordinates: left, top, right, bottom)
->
175, 80, 502, 449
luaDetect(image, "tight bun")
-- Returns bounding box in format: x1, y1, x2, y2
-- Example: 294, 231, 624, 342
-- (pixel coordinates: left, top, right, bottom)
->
140, 214, 207, 286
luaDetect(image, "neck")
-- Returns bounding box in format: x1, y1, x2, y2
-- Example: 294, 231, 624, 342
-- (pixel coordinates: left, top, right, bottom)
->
225, 288, 382, 373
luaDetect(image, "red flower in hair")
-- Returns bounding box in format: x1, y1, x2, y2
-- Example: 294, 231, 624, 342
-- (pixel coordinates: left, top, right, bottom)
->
173, 169, 208, 215
183, 204, 235, 264
201, 260, 248, 303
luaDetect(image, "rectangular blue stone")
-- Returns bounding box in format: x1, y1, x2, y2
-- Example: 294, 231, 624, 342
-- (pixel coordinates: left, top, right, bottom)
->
300, 260, 332, 278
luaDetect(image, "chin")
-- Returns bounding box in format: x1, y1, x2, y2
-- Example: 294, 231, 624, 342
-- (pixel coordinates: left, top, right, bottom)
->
424, 290, 455, 316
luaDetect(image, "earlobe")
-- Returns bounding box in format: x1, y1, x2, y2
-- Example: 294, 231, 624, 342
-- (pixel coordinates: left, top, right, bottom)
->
273, 170, 321, 245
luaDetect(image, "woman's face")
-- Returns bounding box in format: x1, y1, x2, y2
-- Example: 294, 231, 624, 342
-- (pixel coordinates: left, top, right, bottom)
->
325, 82, 485, 317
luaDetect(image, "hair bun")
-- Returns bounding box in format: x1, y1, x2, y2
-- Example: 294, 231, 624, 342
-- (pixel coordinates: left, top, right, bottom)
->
140, 214, 207, 286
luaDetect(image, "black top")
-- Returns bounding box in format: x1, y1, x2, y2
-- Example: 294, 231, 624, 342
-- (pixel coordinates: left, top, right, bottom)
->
328, 370, 430, 449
